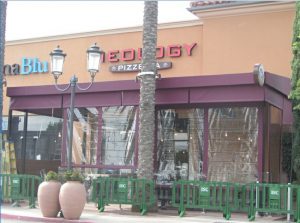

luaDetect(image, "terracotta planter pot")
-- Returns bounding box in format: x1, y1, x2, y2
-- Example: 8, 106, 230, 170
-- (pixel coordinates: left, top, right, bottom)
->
38, 181, 61, 217
59, 181, 86, 220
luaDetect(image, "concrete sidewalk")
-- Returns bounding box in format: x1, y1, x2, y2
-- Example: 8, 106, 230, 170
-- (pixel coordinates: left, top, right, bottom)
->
0, 201, 289, 223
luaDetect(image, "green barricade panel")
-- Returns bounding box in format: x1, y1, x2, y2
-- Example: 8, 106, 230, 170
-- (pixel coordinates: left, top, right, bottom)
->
199, 185, 210, 207
116, 180, 129, 202
10, 176, 20, 199
269, 186, 280, 209
118, 181, 128, 193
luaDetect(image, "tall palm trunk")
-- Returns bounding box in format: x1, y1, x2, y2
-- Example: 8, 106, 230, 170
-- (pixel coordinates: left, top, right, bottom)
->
291, 2, 300, 181
0, 1, 7, 162
137, 1, 158, 179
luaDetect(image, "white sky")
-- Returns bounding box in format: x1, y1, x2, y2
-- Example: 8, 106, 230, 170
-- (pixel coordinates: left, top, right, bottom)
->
6, 1, 198, 41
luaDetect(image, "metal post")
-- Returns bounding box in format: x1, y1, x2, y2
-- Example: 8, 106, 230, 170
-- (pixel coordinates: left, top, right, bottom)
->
7, 109, 12, 140
256, 180, 259, 216
287, 183, 291, 222
67, 75, 77, 171
21, 112, 28, 174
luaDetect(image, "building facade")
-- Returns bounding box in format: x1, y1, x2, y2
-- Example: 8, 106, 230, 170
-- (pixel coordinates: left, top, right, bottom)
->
3, 1, 295, 184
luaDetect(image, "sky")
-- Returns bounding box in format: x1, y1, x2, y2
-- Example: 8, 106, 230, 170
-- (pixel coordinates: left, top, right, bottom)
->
6, 1, 197, 41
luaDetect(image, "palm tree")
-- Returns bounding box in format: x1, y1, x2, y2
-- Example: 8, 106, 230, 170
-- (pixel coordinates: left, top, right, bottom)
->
290, 1, 300, 182
0, 1, 7, 162
136, 1, 158, 180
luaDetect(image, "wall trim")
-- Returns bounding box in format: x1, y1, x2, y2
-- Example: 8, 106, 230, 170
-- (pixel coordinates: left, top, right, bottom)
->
191, 1, 295, 20
6, 20, 202, 46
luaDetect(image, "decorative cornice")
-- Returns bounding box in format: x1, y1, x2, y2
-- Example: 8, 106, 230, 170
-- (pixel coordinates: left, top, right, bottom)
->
190, 1, 295, 20
6, 20, 202, 46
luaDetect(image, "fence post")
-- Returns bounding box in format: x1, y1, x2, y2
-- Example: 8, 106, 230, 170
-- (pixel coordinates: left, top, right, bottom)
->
297, 187, 300, 223
248, 183, 255, 221
223, 183, 231, 220
179, 181, 185, 217
140, 179, 147, 215
98, 178, 105, 212
287, 183, 291, 222
11, 174, 20, 206
29, 176, 36, 208
255, 181, 259, 217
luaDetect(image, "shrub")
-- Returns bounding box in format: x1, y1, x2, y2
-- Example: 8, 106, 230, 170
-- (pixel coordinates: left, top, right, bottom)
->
45, 171, 59, 181
64, 170, 84, 183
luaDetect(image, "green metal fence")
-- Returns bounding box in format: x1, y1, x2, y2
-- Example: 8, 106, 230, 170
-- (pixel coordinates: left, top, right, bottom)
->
248, 182, 300, 222
92, 177, 156, 215
0, 174, 42, 208
171, 180, 250, 219
2, 173, 300, 221
171, 180, 300, 222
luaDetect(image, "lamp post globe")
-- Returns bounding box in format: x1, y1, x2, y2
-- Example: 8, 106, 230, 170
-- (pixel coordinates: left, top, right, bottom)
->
86, 43, 102, 76
49, 46, 66, 79
49, 44, 101, 171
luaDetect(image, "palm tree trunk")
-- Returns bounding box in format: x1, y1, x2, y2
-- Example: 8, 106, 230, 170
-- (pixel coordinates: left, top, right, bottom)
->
0, 1, 7, 163
137, 1, 158, 180
291, 1, 300, 182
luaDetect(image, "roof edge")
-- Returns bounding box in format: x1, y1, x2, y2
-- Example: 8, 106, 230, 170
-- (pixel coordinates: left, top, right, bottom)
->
6, 20, 201, 46
188, 1, 267, 12
189, 1, 295, 19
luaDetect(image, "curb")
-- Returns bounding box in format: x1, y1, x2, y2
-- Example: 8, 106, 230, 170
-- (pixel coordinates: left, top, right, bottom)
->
1, 213, 95, 223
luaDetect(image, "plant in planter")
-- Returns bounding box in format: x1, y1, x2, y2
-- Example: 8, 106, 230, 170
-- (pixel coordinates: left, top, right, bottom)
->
59, 170, 86, 220
38, 171, 61, 217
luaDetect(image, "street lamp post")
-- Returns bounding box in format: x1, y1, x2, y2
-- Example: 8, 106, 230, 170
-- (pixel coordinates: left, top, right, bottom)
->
49, 44, 102, 171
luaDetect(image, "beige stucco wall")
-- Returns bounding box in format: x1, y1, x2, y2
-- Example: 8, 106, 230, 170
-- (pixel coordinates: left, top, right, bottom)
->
3, 2, 296, 116
4, 23, 203, 87
201, 10, 294, 76
3, 23, 203, 115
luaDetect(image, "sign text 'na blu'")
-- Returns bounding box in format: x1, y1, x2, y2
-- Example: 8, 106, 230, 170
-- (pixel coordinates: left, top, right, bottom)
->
3, 57, 48, 76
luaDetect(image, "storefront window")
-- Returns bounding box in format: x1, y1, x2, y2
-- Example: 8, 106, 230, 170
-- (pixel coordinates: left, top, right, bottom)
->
10, 111, 25, 160
10, 111, 63, 161
27, 115, 62, 161
208, 107, 258, 183
71, 107, 98, 165
101, 106, 137, 166
268, 105, 282, 183
156, 108, 204, 184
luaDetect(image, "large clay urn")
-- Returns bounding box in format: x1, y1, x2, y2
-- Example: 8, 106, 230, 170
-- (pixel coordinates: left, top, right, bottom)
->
38, 181, 61, 217
59, 181, 86, 220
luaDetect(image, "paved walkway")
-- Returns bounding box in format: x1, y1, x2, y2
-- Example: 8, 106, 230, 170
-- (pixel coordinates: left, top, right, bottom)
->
0, 201, 290, 223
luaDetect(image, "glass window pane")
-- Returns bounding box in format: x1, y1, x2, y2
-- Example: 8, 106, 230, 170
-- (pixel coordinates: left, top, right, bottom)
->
156, 108, 204, 184
2, 116, 8, 132
8, 111, 63, 161
101, 106, 137, 166
26, 114, 63, 161
70, 107, 98, 165
10, 111, 26, 160
268, 105, 282, 183
208, 107, 258, 183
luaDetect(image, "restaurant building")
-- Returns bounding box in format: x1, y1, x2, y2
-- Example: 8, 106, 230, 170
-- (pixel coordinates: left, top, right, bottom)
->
3, 1, 295, 184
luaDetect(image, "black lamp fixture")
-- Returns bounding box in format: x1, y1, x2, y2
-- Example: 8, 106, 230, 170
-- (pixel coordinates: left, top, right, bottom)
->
49, 43, 102, 170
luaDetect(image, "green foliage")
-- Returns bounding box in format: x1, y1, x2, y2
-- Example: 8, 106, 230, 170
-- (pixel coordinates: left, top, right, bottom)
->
289, 80, 300, 111
45, 171, 58, 181
293, 156, 300, 183
281, 132, 293, 181
63, 170, 84, 183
